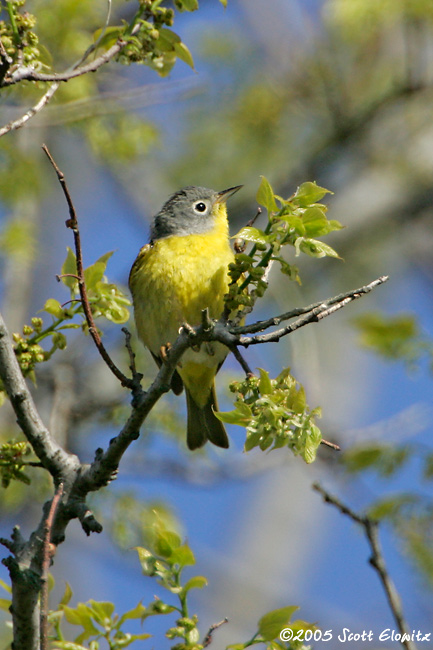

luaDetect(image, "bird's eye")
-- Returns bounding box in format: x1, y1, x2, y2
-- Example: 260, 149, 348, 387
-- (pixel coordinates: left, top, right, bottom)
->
194, 201, 207, 213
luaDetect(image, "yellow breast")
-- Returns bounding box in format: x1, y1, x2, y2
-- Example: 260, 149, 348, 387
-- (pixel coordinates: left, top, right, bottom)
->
129, 206, 234, 357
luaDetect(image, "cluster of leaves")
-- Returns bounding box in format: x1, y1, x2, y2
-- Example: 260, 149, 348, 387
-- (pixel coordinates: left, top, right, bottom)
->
218, 369, 322, 464
0, 519, 314, 650
0, 0, 227, 88
0, 0, 41, 74
0, 248, 129, 413
0, 439, 31, 487
51, 247, 130, 326
103, 2, 191, 77
225, 177, 342, 314
353, 313, 433, 370
97, 0, 228, 78
7, 248, 129, 378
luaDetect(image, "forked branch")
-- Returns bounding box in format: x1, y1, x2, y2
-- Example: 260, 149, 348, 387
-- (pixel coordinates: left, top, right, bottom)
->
313, 483, 417, 650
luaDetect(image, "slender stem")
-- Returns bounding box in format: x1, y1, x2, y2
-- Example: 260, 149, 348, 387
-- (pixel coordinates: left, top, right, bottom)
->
202, 618, 229, 648
42, 145, 133, 389
0, 82, 60, 138
313, 483, 417, 650
229, 344, 254, 376
236, 276, 389, 346
40, 483, 64, 650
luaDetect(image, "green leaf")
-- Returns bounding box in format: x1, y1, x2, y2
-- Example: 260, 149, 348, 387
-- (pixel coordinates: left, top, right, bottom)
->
293, 181, 332, 207
291, 386, 306, 413
63, 604, 100, 636
157, 27, 181, 50
135, 547, 156, 575
368, 494, 418, 521
214, 402, 252, 425
61, 247, 78, 293
93, 25, 122, 50
256, 176, 278, 213
244, 430, 263, 452
258, 368, 273, 395
181, 575, 208, 594
235, 226, 269, 245
302, 423, 322, 464
43, 298, 65, 318
353, 313, 419, 360
296, 237, 341, 259
59, 582, 73, 607
115, 633, 152, 648
280, 214, 306, 235
154, 530, 181, 557
84, 263, 106, 292
173, 41, 194, 68
175, 0, 199, 11
88, 600, 115, 625
219, 0, 228, 6
169, 543, 195, 567
118, 602, 147, 625
258, 606, 299, 641
301, 207, 329, 236
343, 444, 410, 476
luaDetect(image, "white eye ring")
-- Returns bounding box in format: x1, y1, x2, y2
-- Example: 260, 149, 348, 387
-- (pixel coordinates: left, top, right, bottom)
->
193, 201, 208, 214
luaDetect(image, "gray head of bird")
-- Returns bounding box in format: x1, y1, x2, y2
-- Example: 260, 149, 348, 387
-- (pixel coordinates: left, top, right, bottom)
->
150, 185, 242, 241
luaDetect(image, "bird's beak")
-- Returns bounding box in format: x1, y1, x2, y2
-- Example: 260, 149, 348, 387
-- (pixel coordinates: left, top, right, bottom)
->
215, 185, 243, 204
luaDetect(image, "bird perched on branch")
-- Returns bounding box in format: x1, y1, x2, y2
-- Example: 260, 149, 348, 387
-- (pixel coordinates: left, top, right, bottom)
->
129, 185, 241, 450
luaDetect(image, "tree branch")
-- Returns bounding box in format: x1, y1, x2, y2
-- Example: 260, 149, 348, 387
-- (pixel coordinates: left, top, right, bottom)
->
313, 483, 417, 650
0, 310, 79, 479
40, 483, 63, 650
42, 145, 135, 390
0, 24, 140, 138
0, 81, 60, 138
232, 276, 389, 345
2, 28, 137, 87
202, 617, 229, 647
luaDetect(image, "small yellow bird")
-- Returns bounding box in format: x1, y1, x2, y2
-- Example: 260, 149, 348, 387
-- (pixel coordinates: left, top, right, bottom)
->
129, 185, 241, 450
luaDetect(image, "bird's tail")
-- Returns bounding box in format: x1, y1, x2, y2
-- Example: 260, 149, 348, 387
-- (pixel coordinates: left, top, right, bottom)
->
186, 384, 229, 450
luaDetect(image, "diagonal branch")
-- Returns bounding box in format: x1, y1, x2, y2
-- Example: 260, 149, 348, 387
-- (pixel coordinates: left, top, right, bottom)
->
0, 310, 79, 478
313, 483, 417, 650
2, 27, 138, 87
77, 323, 192, 492
42, 145, 136, 391
230, 277, 388, 336
40, 482, 64, 650
232, 276, 389, 346
0, 81, 60, 138
0, 24, 139, 138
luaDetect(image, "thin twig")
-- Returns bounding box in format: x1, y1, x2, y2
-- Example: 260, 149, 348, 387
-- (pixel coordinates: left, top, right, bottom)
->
202, 618, 229, 647
320, 438, 340, 451
42, 145, 133, 389
0, 81, 59, 138
231, 276, 389, 336
40, 482, 64, 650
313, 483, 417, 650
229, 344, 255, 376
2, 26, 139, 87
0, 22, 139, 138
236, 276, 389, 345
121, 327, 137, 376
